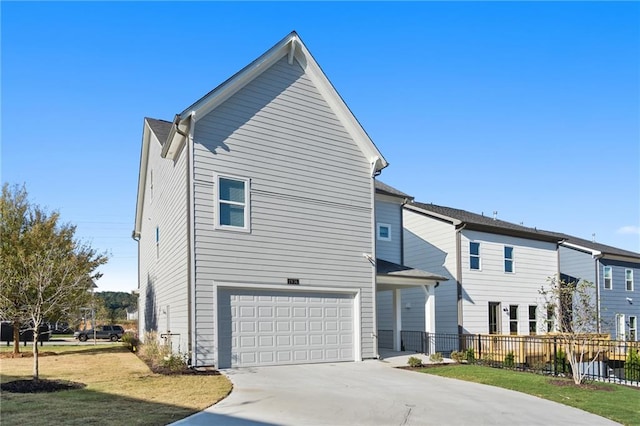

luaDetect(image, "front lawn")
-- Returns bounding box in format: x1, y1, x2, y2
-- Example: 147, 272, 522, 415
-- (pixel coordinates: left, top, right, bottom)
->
0, 344, 232, 425
420, 364, 639, 425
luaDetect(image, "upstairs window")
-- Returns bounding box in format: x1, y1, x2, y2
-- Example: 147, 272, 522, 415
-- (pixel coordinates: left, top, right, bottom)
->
470, 242, 481, 270
215, 174, 250, 231
626, 269, 634, 291
377, 223, 391, 241
504, 246, 514, 273
603, 266, 612, 290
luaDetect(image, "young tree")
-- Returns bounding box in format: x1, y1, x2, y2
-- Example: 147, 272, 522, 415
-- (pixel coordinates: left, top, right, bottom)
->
0, 183, 107, 379
540, 275, 603, 384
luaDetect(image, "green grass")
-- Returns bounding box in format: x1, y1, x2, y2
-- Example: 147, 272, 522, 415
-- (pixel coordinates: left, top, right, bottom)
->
420, 364, 640, 425
1, 344, 232, 425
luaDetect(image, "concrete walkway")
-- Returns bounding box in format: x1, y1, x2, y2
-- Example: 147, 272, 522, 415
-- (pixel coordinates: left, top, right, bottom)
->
172, 359, 619, 426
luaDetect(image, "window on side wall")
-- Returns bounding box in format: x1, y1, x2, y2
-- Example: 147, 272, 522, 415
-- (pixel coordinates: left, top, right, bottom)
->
504, 246, 514, 273
630, 316, 637, 341
528, 305, 537, 335
470, 242, 480, 270
377, 223, 391, 241
603, 266, 612, 290
215, 174, 250, 231
626, 269, 634, 291
509, 305, 518, 335
488, 302, 500, 334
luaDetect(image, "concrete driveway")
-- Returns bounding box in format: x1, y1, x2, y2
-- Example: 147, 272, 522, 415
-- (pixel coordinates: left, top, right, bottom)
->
173, 361, 619, 426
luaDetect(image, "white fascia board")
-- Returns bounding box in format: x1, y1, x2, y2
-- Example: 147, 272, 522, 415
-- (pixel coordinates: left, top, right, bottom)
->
560, 241, 601, 257
161, 116, 190, 160
133, 121, 151, 238
403, 203, 461, 226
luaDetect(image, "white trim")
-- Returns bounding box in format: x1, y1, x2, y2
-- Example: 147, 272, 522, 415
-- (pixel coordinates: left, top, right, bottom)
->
216, 282, 360, 294
213, 173, 251, 232
376, 223, 392, 241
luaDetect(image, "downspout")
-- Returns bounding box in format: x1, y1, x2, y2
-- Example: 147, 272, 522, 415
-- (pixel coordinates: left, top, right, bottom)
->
455, 223, 467, 334
186, 113, 196, 367
594, 254, 604, 334
370, 159, 380, 360
400, 198, 408, 266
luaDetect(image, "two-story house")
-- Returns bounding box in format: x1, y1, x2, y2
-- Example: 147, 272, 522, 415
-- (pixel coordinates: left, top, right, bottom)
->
553, 233, 640, 341
133, 32, 444, 368
400, 202, 561, 348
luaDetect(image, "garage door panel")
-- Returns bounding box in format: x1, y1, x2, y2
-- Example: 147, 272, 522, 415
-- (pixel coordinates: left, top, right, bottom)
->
219, 289, 355, 368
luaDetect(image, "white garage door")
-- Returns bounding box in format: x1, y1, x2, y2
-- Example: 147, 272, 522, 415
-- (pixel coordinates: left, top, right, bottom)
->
218, 289, 354, 368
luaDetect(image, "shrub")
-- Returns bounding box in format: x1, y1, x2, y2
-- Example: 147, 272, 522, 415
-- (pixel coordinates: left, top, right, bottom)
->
465, 348, 476, 363
625, 348, 640, 381
407, 356, 423, 368
429, 352, 443, 363
162, 353, 188, 372
121, 332, 140, 352
450, 351, 465, 362
504, 351, 515, 368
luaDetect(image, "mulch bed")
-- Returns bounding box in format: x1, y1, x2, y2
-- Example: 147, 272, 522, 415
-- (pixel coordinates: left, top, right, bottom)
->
0, 351, 57, 359
547, 379, 616, 391
1, 379, 86, 393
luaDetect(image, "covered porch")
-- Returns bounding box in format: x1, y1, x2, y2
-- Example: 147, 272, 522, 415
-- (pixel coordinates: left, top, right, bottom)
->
376, 259, 447, 353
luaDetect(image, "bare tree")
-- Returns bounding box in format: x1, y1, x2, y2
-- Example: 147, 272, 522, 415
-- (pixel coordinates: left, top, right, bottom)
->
0, 183, 107, 379
540, 275, 603, 384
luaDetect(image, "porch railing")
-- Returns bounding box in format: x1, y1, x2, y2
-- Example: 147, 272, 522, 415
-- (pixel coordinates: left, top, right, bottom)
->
378, 330, 640, 386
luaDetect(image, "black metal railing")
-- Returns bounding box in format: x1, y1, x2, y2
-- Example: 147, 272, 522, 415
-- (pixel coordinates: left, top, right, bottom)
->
377, 330, 640, 386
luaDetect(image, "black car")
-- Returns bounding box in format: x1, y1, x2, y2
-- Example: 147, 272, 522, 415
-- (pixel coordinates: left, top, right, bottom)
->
74, 325, 125, 342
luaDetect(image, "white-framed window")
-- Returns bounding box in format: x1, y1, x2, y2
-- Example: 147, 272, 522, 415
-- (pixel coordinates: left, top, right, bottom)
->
214, 174, 250, 231
509, 305, 518, 335
488, 302, 501, 334
528, 305, 537, 335
376, 223, 391, 241
604, 266, 612, 290
470, 242, 481, 270
504, 246, 514, 273
630, 316, 637, 341
626, 269, 634, 291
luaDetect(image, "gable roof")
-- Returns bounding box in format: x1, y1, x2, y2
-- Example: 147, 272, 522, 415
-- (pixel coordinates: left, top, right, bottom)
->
146, 118, 172, 147
375, 180, 413, 200
546, 231, 640, 261
162, 31, 388, 174
405, 201, 561, 243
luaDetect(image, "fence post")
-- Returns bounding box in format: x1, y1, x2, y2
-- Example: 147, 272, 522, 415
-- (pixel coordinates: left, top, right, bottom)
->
553, 336, 558, 376
477, 334, 481, 359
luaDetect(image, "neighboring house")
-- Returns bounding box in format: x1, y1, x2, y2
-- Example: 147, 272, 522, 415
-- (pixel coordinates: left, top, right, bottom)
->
133, 32, 443, 369
552, 233, 640, 341
373, 181, 448, 351
400, 202, 561, 344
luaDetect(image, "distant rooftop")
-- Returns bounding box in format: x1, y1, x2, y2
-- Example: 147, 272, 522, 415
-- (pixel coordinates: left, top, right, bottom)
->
375, 180, 413, 200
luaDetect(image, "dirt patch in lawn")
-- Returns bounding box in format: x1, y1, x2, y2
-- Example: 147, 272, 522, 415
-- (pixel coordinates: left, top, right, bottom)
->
547, 379, 616, 391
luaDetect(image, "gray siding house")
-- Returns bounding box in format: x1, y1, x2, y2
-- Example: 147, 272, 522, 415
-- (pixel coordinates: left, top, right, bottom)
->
399, 202, 561, 343
554, 234, 640, 341
133, 32, 441, 368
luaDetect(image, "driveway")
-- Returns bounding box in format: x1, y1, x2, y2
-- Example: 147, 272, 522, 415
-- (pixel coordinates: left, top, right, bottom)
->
173, 361, 619, 426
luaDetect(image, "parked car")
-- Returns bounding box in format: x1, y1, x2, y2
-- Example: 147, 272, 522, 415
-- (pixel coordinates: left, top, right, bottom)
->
74, 325, 125, 342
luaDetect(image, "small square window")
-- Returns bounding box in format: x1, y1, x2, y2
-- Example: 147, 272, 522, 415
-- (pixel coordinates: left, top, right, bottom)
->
377, 223, 391, 241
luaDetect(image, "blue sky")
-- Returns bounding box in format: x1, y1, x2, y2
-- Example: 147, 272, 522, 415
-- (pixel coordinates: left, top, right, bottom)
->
2, 2, 639, 293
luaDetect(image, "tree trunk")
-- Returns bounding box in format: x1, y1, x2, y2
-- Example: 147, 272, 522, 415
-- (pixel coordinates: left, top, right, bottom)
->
32, 326, 40, 380
12, 320, 20, 354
